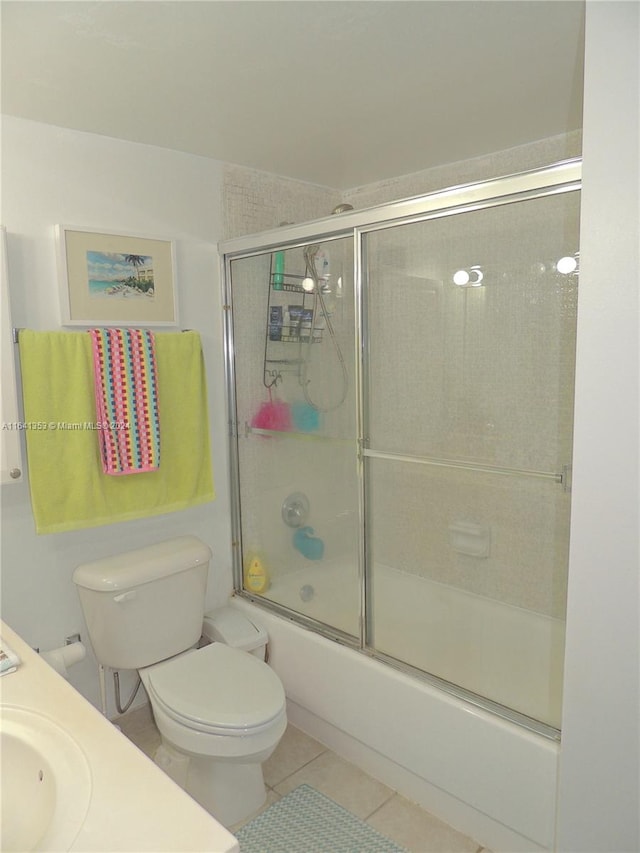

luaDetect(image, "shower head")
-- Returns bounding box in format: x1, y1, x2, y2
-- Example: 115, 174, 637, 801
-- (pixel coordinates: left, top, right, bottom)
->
331, 203, 354, 215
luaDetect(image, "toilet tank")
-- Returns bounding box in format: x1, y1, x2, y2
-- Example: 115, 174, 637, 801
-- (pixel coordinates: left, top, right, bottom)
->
73, 536, 211, 670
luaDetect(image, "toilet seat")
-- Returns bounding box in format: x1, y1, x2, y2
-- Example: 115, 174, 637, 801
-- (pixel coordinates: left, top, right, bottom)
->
141, 643, 286, 736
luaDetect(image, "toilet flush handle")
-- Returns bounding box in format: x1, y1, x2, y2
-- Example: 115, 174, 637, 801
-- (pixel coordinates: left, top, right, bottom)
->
113, 590, 137, 603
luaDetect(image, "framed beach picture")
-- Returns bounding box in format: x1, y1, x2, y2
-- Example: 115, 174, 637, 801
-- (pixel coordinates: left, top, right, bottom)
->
56, 226, 178, 326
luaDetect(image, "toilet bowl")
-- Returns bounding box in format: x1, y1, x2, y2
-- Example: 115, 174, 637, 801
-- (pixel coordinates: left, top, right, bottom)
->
141, 643, 287, 826
72, 536, 288, 827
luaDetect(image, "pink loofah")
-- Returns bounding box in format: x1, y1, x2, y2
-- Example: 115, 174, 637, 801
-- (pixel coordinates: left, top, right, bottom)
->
251, 390, 292, 432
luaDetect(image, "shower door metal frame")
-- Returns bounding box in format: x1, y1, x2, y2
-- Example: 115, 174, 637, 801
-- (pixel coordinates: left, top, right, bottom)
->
220, 158, 582, 741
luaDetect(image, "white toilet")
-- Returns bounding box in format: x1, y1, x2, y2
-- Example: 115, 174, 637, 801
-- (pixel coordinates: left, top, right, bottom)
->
73, 536, 287, 827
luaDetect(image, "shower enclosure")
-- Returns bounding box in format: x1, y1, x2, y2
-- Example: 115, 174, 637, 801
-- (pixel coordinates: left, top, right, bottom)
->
221, 160, 580, 736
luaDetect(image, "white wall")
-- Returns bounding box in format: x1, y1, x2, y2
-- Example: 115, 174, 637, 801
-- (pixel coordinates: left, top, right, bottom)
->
557, 3, 640, 851
0, 118, 233, 715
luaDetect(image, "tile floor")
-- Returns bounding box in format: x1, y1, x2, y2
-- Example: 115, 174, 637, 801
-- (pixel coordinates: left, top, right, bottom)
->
117, 704, 489, 853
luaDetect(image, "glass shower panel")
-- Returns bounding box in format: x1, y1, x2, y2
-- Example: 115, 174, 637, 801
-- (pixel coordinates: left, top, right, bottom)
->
364, 190, 580, 728
229, 239, 360, 639
367, 457, 567, 728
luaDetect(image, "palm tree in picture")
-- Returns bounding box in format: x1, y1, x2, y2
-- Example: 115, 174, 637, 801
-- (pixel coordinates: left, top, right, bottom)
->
124, 254, 146, 280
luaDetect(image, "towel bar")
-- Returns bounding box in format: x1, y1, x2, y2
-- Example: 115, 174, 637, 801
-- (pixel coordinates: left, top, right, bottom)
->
13, 327, 193, 342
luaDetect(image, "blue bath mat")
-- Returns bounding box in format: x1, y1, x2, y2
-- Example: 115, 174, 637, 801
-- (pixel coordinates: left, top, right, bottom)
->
235, 784, 407, 853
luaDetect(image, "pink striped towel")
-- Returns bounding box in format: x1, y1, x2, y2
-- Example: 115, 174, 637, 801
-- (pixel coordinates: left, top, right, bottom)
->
88, 328, 160, 475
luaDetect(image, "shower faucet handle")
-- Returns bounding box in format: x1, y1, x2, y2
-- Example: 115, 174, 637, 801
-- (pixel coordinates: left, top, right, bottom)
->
282, 492, 310, 528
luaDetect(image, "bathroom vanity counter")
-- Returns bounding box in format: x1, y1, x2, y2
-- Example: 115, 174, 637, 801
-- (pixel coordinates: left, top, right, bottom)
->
0, 621, 239, 852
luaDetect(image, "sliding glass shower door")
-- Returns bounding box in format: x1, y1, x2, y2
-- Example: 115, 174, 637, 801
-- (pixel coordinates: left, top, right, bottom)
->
228, 236, 361, 639
362, 190, 580, 729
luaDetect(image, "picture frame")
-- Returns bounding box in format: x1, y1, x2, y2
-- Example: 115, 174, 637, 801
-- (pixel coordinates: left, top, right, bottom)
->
56, 225, 178, 326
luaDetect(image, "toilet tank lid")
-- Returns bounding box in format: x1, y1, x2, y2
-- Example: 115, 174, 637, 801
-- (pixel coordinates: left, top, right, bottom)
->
73, 536, 212, 591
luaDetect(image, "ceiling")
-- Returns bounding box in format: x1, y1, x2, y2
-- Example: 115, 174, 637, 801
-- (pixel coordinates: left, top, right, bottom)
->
1, 1, 585, 189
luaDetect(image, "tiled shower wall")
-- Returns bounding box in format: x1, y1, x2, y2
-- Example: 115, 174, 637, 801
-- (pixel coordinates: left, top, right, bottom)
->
343, 131, 582, 209
223, 132, 581, 619
223, 133, 581, 238
222, 165, 341, 239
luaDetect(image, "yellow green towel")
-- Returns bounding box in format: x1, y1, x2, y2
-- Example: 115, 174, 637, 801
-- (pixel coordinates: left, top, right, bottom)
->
19, 330, 215, 534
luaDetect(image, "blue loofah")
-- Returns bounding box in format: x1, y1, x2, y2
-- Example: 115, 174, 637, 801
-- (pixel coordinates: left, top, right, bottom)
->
292, 401, 320, 432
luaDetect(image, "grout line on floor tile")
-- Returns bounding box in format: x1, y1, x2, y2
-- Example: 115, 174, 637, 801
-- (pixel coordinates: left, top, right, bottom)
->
269, 745, 330, 787
361, 789, 397, 821
265, 785, 281, 797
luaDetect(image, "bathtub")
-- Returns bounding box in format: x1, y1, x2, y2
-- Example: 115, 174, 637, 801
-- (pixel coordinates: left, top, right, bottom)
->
232, 562, 564, 852
252, 560, 564, 728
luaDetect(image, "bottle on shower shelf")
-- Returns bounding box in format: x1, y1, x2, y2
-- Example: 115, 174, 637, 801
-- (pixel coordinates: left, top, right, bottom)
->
244, 554, 270, 594
272, 251, 285, 290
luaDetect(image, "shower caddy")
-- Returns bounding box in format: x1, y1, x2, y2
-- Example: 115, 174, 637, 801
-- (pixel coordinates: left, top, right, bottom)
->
262, 252, 324, 390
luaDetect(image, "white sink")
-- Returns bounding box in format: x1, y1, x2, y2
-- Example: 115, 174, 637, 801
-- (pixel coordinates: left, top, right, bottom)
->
0, 622, 239, 853
0, 705, 92, 852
